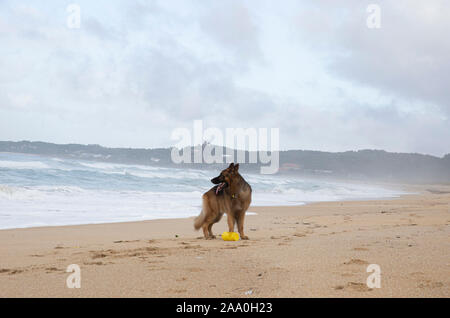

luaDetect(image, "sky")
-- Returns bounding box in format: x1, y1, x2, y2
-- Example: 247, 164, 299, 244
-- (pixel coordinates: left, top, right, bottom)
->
0, 0, 449, 156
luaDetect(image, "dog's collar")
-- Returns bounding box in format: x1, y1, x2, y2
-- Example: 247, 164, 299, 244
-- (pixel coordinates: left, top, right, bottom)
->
231, 193, 238, 199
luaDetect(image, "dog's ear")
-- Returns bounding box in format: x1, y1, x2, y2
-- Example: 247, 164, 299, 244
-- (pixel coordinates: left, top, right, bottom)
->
234, 163, 239, 172
228, 163, 234, 170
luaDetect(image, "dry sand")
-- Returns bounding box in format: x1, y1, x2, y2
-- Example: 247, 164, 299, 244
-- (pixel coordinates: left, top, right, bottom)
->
0, 186, 449, 297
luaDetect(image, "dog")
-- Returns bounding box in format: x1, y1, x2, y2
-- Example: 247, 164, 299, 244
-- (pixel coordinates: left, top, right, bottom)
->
194, 163, 252, 240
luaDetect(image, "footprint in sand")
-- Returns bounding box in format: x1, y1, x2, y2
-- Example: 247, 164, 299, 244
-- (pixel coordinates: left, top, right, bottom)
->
90, 246, 163, 260
182, 244, 202, 249
270, 235, 290, 240
113, 240, 140, 243
343, 258, 369, 265
222, 246, 238, 249
347, 282, 373, 292
83, 261, 106, 266
45, 267, 61, 273
91, 252, 108, 259
418, 279, 444, 289
352, 247, 369, 251
2, 269, 25, 275
334, 282, 372, 292
294, 229, 314, 237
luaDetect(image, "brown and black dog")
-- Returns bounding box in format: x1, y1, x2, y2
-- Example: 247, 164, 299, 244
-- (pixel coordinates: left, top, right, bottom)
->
194, 163, 252, 240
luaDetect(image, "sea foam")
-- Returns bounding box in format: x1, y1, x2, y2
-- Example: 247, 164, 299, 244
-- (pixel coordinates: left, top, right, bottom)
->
0, 153, 405, 229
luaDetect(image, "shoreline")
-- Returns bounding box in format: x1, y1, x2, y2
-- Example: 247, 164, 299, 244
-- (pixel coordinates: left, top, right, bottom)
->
0, 187, 449, 297
0, 183, 410, 232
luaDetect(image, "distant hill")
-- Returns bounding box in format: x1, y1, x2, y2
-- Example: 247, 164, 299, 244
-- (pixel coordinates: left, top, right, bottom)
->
1, 140, 449, 184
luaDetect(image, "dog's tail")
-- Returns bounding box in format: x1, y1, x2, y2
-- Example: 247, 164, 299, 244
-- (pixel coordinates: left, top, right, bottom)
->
194, 210, 205, 230
194, 195, 208, 230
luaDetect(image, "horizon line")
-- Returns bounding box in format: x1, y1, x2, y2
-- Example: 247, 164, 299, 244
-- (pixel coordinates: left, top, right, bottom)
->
1, 140, 448, 159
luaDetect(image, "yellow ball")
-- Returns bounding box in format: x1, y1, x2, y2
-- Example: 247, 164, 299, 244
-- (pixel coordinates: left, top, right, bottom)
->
222, 232, 240, 241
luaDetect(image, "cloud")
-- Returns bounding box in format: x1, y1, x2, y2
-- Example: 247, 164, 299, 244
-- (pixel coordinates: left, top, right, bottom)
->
295, 0, 450, 115
0, 0, 448, 156
199, 1, 262, 64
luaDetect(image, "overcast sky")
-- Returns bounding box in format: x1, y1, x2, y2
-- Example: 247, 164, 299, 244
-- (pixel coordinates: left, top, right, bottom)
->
0, 0, 449, 156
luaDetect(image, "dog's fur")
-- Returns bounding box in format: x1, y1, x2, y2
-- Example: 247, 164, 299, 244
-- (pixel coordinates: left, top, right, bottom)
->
194, 163, 252, 240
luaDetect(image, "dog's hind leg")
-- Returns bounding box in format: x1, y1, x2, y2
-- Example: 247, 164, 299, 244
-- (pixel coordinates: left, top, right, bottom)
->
202, 223, 211, 239
207, 223, 215, 239
208, 213, 223, 238
237, 212, 249, 240
202, 222, 216, 239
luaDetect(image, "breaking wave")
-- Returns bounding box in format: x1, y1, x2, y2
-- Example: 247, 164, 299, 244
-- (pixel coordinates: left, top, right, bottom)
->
0, 153, 405, 229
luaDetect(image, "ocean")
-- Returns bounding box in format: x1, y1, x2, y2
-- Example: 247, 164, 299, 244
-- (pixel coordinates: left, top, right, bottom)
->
0, 152, 404, 229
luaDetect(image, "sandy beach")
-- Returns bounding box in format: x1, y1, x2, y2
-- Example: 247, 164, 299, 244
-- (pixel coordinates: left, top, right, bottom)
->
0, 186, 449, 298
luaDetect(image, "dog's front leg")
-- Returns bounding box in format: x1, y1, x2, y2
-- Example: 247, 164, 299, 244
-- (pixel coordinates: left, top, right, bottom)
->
227, 213, 235, 233
237, 212, 249, 240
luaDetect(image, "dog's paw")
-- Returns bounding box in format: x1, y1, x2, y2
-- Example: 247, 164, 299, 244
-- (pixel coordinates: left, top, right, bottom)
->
241, 235, 249, 240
